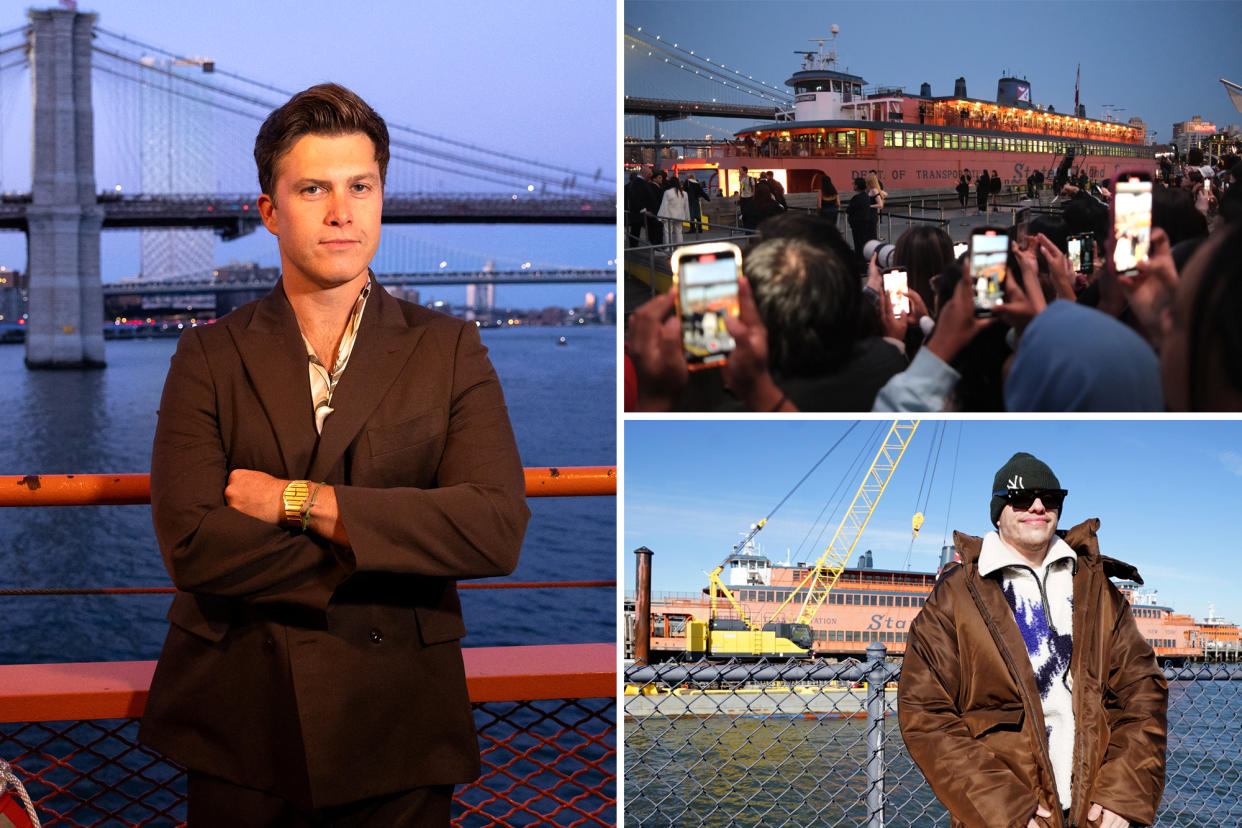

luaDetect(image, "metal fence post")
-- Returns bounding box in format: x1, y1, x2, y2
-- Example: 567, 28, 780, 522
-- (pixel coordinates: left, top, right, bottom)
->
866, 640, 888, 828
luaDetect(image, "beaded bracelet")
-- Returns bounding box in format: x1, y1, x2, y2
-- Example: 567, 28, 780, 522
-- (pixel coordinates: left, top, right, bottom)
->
301, 482, 325, 533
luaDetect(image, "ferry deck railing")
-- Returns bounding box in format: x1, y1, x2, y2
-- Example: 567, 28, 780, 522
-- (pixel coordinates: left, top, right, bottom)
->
0, 467, 617, 828
624, 643, 1242, 828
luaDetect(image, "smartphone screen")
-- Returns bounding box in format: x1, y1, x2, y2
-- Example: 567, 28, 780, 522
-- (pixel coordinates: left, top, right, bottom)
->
882, 269, 910, 316
673, 244, 740, 368
1068, 232, 1094, 274
1067, 236, 1082, 273
1113, 174, 1152, 275
970, 229, 1008, 316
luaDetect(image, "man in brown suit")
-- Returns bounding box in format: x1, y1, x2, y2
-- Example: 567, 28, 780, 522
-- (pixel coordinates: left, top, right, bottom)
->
138, 84, 530, 826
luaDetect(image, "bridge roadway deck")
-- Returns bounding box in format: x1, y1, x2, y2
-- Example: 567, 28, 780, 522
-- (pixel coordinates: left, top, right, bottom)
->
102, 269, 617, 297
624, 95, 780, 121
0, 193, 615, 234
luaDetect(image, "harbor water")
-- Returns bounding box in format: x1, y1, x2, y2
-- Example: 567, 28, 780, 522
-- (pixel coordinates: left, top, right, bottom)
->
623, 675, 1242, 827
0, 324, 616, 664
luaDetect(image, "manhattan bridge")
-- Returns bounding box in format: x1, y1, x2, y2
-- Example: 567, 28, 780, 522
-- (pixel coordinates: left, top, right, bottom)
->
0, 8, 615, 367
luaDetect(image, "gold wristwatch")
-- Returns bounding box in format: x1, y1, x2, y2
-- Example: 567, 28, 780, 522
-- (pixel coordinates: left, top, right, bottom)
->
281, 480, 311, 528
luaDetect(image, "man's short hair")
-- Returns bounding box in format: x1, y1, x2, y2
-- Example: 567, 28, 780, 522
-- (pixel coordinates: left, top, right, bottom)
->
254, 83, 390, 199
743, 237, 860, 375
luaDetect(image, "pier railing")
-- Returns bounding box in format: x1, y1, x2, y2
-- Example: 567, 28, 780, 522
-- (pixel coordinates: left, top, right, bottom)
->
624, 645, 1242, 828
0, 467, 617, 828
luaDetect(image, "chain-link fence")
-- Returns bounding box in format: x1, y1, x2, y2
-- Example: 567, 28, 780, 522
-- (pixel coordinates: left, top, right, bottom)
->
623, 645, 1242, 827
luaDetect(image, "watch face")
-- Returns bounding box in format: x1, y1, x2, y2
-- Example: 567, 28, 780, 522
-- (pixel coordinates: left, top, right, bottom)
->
283, 480, 311, 525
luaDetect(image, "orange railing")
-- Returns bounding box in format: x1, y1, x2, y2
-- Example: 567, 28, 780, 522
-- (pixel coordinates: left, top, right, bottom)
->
0, 465, 617, 827
0, 465, 616, 506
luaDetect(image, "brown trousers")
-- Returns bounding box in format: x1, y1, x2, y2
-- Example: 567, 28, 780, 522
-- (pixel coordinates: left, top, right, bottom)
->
187, 773, 453, 828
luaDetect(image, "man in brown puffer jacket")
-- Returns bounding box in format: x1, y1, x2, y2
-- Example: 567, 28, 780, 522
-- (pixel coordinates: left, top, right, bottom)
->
898, 452, 1167, 828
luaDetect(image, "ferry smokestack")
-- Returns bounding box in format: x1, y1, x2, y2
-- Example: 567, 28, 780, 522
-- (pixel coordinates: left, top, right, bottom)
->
938, 544, 961, 576
954, 77, 967, 98
920, 82, 931, 98
634, 546, 654, 663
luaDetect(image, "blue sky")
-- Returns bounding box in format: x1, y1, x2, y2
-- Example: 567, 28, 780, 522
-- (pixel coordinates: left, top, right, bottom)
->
624, 420, 1242, 626
625, 1, 1242, 144
0, 0, 615, 309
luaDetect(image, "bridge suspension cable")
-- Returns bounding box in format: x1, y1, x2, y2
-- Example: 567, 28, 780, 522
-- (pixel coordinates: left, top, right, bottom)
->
624, 25, 792, 106
92, 26, 611, 196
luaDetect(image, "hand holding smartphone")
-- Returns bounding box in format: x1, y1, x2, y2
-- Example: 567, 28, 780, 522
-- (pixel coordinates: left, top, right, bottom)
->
969, 228, 1009, 317
671, 242, 742, 369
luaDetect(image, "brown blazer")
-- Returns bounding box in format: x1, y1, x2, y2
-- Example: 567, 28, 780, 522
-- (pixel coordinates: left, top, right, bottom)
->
137, 277, 530, 809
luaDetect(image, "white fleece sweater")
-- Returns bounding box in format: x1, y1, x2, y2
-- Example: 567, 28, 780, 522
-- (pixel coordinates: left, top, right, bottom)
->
978, 531, 1077, 810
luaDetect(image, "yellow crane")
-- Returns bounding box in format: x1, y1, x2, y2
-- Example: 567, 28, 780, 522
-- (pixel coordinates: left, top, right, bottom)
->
687, 421, 920, 659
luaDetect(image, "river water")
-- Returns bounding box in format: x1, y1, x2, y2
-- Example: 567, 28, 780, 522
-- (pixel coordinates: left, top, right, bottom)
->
0, 324, 616, 664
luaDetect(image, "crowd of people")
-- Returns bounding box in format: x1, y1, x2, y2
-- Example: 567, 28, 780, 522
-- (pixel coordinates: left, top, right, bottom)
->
625, 165, 714, 245
625, 151, 1242, 412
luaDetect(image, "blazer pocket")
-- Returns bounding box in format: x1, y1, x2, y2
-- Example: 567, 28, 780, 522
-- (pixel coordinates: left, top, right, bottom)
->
414, 603, 468, 646
962, 703, 1025, 737
166, 591, 232, 643
368, 410, 447, 457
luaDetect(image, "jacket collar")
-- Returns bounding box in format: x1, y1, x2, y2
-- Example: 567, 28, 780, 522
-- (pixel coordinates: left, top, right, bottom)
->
977, 531, 1078, 579
231, 272, 426, 480
956, 517, 1103, 573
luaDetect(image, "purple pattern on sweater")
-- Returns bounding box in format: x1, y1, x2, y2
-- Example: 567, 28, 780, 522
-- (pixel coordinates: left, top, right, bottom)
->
1002, 580, 1073, 699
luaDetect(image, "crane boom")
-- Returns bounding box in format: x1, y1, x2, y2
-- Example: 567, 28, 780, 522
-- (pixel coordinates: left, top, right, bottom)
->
689, 420, 920, 660
796, 420, 918, 624
765, 421, 919, 627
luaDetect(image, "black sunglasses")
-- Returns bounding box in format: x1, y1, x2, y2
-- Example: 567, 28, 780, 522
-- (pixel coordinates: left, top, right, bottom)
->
992, 488, 1067, 511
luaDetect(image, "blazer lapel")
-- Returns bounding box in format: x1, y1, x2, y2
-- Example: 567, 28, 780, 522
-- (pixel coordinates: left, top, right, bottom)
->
306, 286, 425, 482
231, 282, 319, 479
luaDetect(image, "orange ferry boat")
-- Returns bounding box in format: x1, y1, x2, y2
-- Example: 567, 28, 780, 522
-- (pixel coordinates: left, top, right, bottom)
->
645, 538, 1204, 664
677, 35, 1157, 198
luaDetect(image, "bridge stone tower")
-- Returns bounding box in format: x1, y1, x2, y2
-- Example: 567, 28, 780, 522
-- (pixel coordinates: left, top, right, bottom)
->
25, 8, 106, 368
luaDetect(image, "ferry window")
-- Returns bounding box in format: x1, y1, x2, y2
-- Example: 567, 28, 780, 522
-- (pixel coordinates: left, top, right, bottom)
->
853, 83, 862, 97
967, 135, 975, 151
895, 131, 904, 147
831, 80, 841, 93
860, 131, 867, 147
884, 130, 893, 147
914, 132, 923, 149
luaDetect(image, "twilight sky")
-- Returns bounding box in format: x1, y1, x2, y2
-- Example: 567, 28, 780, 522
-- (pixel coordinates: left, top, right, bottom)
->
625, 1, 1242, 145
0, 0, 616, 309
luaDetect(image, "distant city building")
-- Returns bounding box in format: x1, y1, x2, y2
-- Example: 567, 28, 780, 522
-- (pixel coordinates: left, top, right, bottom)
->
1125, 116, 1149, 144
602, 292, 616, 324
140, 56, 216, 282
464, 260, 497, 321
1172, 115, 1217, 155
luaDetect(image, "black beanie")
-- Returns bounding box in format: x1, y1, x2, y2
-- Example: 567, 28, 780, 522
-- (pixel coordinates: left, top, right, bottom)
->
990, 452, 1061, 526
